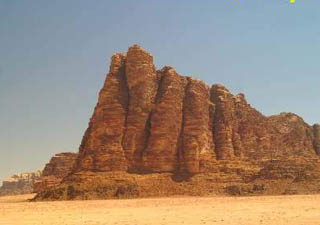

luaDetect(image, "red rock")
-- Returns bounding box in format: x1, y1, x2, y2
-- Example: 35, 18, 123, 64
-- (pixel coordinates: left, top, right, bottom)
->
34, 152, 77, 193
211, 84, 236, 160
42, 152, 78, 177
34, 45, 320, 200
72, 45, 319, 173
142, 67, 186, 172
313, 124, 320, 155
122, 45, 159, 171
268, 113, 315, 158
76, 53, 129, 171
180, 78, 216, 173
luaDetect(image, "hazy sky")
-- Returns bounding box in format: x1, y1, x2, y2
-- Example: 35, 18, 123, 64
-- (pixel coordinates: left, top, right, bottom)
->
1, 0, 319, 183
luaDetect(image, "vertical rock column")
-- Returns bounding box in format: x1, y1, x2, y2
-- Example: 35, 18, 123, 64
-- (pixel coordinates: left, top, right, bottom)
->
211, 84, 235, 160
122, 45, 159, 171
313, 124, 320, 155
142, 67, 186, 172
180, 78, 216, 173
76, 53, 129, 171
231, 94, 247, 157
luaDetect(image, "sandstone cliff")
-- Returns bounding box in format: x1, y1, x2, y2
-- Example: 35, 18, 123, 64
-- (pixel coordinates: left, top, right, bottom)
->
0, 170, 41, 196
74, 45, 319, 173
34, 152, 77, 193
313, 124, 320, 155
34, 45, 320, 201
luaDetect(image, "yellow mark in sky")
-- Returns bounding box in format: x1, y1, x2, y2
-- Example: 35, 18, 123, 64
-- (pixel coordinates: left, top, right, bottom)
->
237, 0, 296, 4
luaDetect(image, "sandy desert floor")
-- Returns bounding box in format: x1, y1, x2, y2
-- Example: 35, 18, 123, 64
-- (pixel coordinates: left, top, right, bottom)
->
1, 194, 320, 225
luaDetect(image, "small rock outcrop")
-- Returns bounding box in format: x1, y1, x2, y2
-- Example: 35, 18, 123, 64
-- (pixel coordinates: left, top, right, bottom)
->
34, 45, 320, 201
34, 152, 77, 193
0, 170, 42, 196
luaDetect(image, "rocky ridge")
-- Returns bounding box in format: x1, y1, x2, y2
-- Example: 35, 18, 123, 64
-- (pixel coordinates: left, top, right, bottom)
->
34, 45, 320, 201
34, 152, 78, 193
0, 170, 42, 196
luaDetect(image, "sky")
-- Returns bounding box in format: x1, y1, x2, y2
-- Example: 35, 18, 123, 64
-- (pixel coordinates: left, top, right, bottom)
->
0, 0, 320, 183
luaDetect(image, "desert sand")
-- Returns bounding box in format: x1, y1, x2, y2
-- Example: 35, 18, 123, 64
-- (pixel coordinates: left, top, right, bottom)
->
1, 194, 320, 225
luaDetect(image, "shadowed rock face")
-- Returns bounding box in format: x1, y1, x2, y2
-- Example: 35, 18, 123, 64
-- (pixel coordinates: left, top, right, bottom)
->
71, 45, 319, 175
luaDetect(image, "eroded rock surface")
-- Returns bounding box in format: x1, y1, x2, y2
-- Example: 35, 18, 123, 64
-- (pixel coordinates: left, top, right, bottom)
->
142, 67, 186, 172
34, 45, 320, 200
180, 78, 215, 173
34, 152, 77, 193
313, 124, 320, 155
0, 171, 41, 196
73, 45, 319, 173
76, 53, 128, 172
123, 45, 159, 171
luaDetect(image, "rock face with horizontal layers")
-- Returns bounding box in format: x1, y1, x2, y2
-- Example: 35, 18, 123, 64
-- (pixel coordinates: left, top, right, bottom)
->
77, 53, 128, 172
34, 152, 77, 193
0, 170, 42, 196
142, 67, 186, 172
180, 78, 216, 173
34, 45, 320, 201
313, 124, 320, 155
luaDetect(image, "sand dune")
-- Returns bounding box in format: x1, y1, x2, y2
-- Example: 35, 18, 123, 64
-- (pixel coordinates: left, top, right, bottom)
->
1, 194, 320, 225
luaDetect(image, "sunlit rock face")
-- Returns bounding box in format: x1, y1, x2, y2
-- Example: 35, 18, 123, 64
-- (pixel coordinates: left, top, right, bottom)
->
72, 45, 319, 174
33, 152, 77, 193
33, 45, 320, 201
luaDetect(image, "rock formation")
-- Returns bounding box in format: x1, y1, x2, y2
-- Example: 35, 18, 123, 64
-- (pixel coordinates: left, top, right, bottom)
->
0, 170, 41, 196
34, 152, 77, 193
313, 124, 320, 155
34, 45, 320, 201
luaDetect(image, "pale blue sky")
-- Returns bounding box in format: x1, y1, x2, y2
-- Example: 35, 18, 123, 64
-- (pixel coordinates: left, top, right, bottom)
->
0, 0, 319, 183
